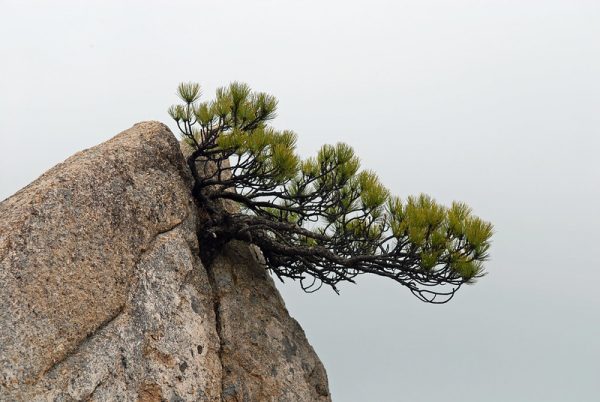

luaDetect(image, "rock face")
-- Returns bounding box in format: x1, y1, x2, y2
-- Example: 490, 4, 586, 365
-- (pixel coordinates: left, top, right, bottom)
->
0, 122, 330, 401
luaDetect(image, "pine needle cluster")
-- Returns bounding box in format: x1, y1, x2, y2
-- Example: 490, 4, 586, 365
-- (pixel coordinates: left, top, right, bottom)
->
169, 82, 493, 303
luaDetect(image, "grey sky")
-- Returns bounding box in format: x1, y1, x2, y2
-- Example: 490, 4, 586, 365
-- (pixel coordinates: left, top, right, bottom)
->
1, 1, 599, 401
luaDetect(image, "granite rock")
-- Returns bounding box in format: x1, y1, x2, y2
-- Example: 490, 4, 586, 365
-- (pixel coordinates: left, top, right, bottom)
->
0, 122, 330, 401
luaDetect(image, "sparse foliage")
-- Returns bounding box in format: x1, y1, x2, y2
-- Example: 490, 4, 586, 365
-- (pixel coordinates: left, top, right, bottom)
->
169, 82, 493, 303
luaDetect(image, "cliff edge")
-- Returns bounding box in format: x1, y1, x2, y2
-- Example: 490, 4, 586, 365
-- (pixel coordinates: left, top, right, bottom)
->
0, 121, 330, 401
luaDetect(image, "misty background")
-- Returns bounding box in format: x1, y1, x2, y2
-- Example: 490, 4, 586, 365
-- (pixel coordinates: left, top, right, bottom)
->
1, 1, 599, 401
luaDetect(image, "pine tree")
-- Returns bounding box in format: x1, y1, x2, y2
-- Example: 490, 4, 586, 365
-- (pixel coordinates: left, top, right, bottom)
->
168, 82, 493, 303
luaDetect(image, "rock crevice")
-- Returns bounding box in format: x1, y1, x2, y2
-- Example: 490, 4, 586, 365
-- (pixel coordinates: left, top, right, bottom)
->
0, 121, 330, 401
203, 255, 226, 400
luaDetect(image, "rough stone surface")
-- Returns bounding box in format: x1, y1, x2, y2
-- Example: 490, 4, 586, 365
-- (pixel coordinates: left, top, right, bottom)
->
210, 242, 330, 402
0, 122, 330, 401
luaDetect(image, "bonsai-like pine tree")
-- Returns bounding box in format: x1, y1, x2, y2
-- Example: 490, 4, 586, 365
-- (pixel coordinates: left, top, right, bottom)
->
168, 82, 493, 303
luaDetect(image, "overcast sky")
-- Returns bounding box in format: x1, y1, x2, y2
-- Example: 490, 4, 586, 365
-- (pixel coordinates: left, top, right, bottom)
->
1, 1, 599, 401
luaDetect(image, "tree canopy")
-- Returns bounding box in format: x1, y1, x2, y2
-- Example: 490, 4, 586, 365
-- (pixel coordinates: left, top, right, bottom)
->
168, 82, 493, 303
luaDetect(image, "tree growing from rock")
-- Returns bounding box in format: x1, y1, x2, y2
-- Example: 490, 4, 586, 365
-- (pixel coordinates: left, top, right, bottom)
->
168, 82, 493, 303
